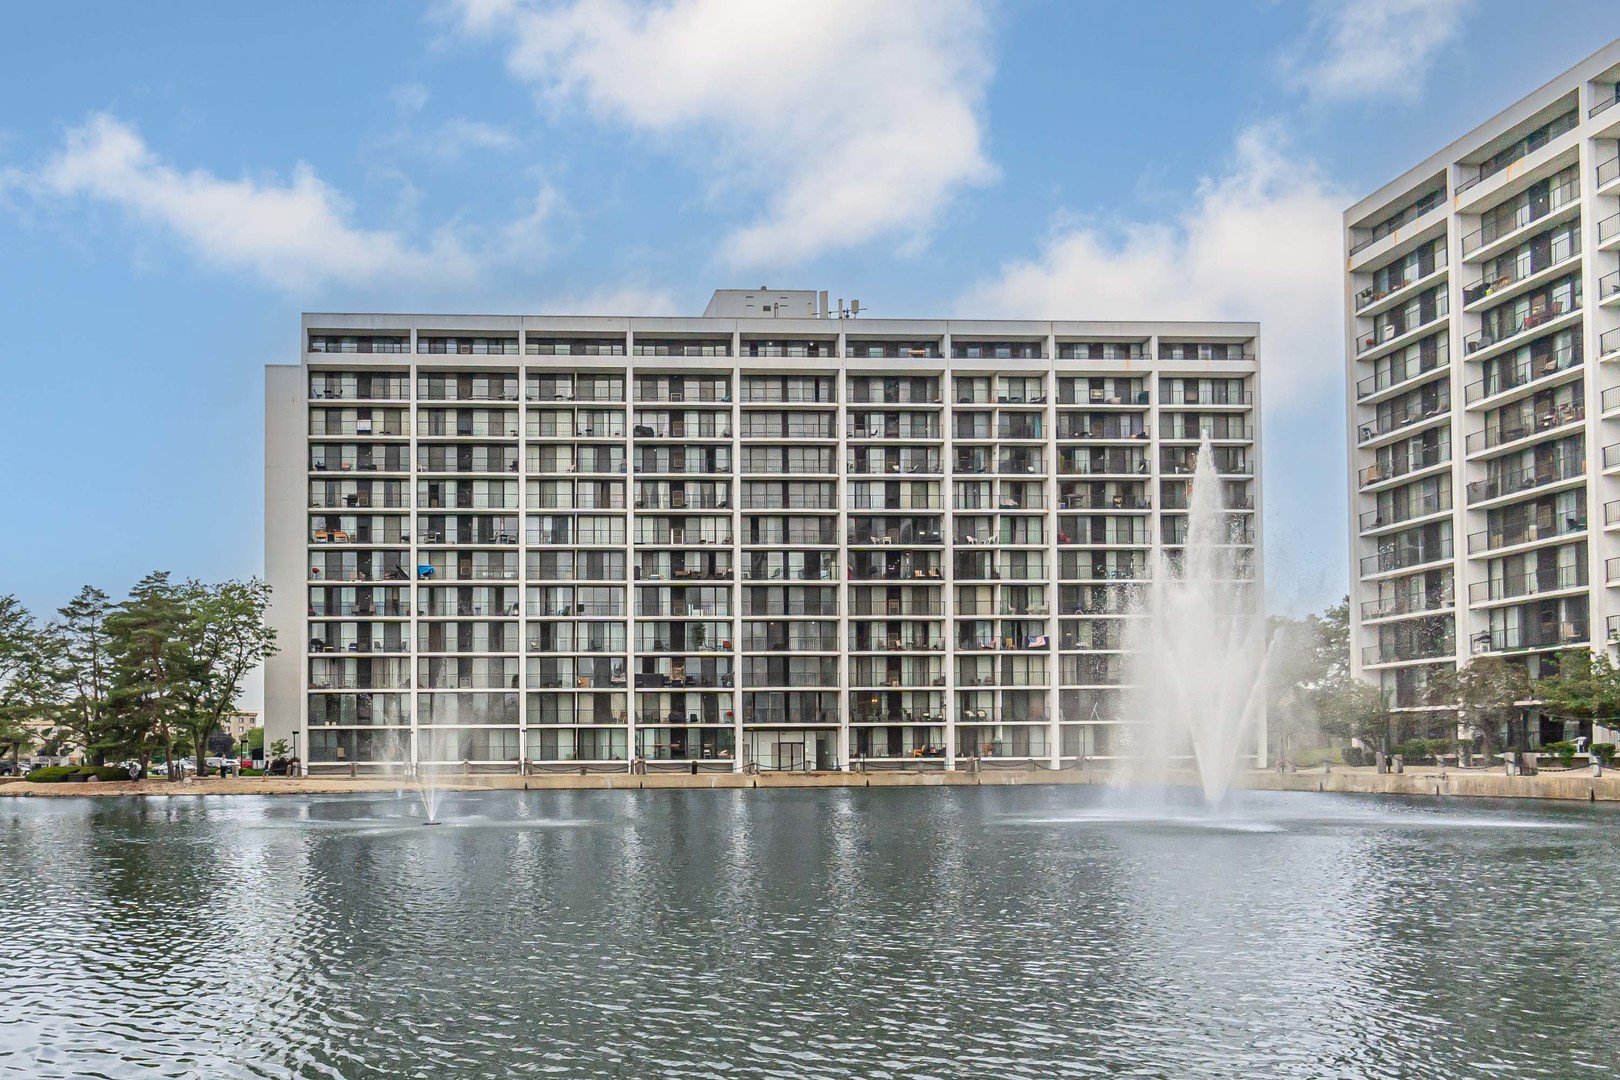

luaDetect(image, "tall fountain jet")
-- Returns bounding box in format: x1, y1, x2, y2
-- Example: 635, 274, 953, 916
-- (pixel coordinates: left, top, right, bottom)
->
1122, 434, 1267, 805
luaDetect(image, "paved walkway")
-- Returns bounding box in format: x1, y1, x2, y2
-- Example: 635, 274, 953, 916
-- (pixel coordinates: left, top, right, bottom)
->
3, 763, 1615, 801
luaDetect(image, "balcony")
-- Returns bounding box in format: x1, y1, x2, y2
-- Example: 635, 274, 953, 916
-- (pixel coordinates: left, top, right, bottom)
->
1359, 492, 1452, 532
1349, 190, 1445, 257
1362, 636, 1455, 667
1464, 343, 1581, 405
1467, 565, 1587, 604
1462, 246, 1581, 309
1356, 349, 1446, 401
1604, 328, 1620, 360
1467, 512, 1585, 555
1598, 212, 1620, 250
1465, 457, 1584, 504
1461, 178, 1579, 257
1481, 620, 1588, 654
1358, 445, 1448, 489
1356, 302, 1448, 357
1463, 297, 1581, 358
1592, 273, 1620, 315
1600, 154, 1620, 191
1354, 249, 1448, 314
1464, 401, 1583, 455
1360, 583, 1455, 622
1356, 396, 1449, 446
1360, 536, 1454, 578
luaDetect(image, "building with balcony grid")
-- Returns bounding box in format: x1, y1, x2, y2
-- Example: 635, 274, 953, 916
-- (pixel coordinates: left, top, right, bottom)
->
265, 291, 1261, 773
1345, 41, 1620, 743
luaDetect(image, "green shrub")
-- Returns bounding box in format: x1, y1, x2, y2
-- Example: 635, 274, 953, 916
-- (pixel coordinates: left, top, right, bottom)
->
24, 765, 78, 783
1295, 747, 1344, 768
1341, 746, 1368, 767
1546, 740, 1578, 765
1592, 743, 1617, 767
25, 765, 133, 783
240, 767, 265, 777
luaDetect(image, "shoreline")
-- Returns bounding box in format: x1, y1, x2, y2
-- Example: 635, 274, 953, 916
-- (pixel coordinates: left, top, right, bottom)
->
3, 764, 1617, 802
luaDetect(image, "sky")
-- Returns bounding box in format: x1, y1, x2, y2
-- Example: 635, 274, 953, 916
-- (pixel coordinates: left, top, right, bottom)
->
3, 0, 1620, 709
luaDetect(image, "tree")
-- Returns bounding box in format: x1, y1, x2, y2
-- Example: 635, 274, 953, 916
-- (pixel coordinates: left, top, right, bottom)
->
46, 586, 113, 765
1533, 648, 1620, 739
1453, 656, 1531, 755
0, 596, 47, 769
169, 578, 276, 779
1265, 597, 1393, 760
103, 573, 189, 778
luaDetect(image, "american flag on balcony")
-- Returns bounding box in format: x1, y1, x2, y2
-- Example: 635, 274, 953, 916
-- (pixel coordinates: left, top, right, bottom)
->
1028, 635, 1049, 649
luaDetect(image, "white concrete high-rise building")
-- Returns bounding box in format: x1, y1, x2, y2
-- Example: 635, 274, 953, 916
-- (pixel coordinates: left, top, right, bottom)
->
265, 291, 1261, 773
1345, 42, 1620, 743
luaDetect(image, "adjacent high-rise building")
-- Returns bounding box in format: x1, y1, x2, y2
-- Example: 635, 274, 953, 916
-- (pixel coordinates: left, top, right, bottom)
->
265, 291, 1261, 773
1345, 42, 1620, 737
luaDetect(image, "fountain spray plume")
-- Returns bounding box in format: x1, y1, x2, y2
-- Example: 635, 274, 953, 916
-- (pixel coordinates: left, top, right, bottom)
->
381, 728, 445, 824
1121, 433, 1269, 805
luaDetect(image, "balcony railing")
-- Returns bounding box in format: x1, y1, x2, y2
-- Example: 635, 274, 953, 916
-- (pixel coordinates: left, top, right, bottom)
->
1599, 212, 1620, 245
1467, 510, 1585, 553
1482, 621, 1587, 653
1357, 397, 1449, 444
1358, 445, 1448, 488
1362, 637, 1455, 666
1467, 565, 1587, 603
1360, 536, 1454, 577
1360, 583, 1455, 621
1463, 297, 1580, 355
1357, 303, 1448, 356
1600, 155, 1620, 189
1359, 492, 1452, 531
1356, 349, 1446, 400
1463, 244, 1580, 305
1592, 86, 1620, 118
1465, 401, 1583, 453
1604, 328, 1620, 358
1463, 343, 1581, 404
1465, 457, 1584, 502
1349, 191, 1444, 256
1461, 178, 1579, 255
1354, 250, 1448, 313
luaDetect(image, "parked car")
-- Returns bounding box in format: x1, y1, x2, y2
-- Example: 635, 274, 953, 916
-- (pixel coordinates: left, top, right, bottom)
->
0, 760, 15, 776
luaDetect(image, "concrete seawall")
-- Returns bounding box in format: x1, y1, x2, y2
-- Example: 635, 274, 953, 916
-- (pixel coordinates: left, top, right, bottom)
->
4, 763, 1616, 801
1247, 766, 1620, 802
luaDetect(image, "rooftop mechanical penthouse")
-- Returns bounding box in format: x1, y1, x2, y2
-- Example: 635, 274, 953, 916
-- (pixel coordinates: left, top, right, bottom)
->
264, 290, 1263, 774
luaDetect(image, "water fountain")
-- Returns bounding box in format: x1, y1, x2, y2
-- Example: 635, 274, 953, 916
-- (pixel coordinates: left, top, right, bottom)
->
1120, 434, 1269, 805
380, 729, 446, 824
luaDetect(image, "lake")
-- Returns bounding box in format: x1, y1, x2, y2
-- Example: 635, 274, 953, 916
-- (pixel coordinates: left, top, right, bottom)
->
2, 786, 1617, 1079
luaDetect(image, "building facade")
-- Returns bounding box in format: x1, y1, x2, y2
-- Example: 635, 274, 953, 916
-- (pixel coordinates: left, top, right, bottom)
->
1345, 42, 1620, 736
265, 292, 1261, 773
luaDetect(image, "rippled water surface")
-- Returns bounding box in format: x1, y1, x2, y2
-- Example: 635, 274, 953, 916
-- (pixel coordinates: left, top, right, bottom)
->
2, 787, 1618, 1079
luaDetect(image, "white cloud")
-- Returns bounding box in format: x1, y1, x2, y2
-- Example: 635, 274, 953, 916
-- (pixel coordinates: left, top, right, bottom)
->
1281, 0, 1472, 102
449, 0, 997, 267
435, 118, 516, 154
956, 127, 1347, 411
391, 82, 432, 115
10, 113, 476, 291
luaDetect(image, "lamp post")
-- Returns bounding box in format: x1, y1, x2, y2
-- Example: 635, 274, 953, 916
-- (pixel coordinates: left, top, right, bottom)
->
291, 730, 301, 777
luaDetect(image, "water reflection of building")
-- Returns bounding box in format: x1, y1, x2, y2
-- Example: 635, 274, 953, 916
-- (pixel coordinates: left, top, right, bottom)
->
265, 290, 1261, 773
1345, 40, 1620, 749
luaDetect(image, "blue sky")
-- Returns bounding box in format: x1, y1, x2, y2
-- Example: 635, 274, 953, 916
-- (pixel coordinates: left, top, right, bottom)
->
3, 0, 1618, 646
